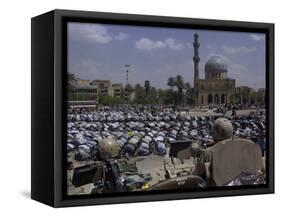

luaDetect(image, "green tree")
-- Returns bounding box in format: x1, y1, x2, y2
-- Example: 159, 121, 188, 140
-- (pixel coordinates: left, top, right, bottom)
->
232, 92, 240, 104
149, 87, 158, 103
159, 89, 173, 105
167, 77, 175, 90
175, 75, 184, 105
134, 84, 145, 104
67, 73, 77, 100
257, 89, 265, 105
144, 80, 151, 98
239, 88, 251, 104
184, 82, 192, 105
123, 84, 134, 103
68, 73, 76, 91
167, 77, 176, 105
99, 96, 122, 105
125, 84, 134, 93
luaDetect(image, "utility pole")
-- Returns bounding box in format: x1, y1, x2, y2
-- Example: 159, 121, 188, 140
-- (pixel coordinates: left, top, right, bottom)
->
124, 64, 130, 103
125, 64, 130, 85
254, 83, 257, 105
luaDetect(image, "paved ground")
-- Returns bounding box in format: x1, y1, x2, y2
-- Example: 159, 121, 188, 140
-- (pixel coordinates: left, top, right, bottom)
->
180, 109, 257, 117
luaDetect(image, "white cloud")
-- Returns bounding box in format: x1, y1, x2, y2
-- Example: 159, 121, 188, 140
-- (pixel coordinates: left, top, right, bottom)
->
115, 32, 128, 40
250, 34, 265, 41
222, 46, 257, 55
135, 37, 186, 51
186, 42, 193, 49
69, 23, 112, 44
135, 38, 166, 50
69, 23, 129, 44
165, 38, 185, 50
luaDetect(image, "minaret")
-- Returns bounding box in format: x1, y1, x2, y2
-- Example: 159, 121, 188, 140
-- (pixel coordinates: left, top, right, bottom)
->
193, 32, 200, 97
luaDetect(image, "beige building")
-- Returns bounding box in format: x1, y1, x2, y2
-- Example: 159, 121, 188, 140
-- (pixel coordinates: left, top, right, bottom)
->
236, 86, 254, 95
236, 86, 255, 104
108, 83, 123, 98
75, 79, 98, 102
193, 33, 236, 105
75, 79, 134, 103
92, 80, 123, 98
196, 56, 236, 105
92, 80, 111, 96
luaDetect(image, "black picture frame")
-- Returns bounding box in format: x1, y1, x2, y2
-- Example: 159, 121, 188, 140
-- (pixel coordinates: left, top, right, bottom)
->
31, 9, 274, 207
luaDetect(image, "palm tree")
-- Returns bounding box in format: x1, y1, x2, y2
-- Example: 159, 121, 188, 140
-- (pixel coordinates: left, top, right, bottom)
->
123, 84, 134, 103
125, 84, 134, 93
134, 83, 142, 93
175, 75, 184, 105
167, 77, 175, 90
149, 87, 158, 103
134, 84, 144, 104
67, 73, 77, 100
67, 73, 76, 91
144, 80, 151, 98
184, 82, 191, 105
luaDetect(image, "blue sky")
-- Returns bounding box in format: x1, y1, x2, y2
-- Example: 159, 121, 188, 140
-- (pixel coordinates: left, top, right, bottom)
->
68, 22, 266, 90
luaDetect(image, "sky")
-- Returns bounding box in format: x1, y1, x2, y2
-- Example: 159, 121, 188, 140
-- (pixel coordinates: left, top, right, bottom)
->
67, 22, 266, 90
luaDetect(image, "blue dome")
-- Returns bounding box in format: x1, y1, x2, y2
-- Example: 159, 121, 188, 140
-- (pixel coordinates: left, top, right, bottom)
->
205, 56, 227, 73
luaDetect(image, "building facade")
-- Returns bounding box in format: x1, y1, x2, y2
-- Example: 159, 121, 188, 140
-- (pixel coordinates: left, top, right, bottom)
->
74, 79, 98, 102
108, 83, 123, 98
92, 80, 111, 97
193, 34, 236, 105
73, 78, 136, 104
92, 80, 124, 98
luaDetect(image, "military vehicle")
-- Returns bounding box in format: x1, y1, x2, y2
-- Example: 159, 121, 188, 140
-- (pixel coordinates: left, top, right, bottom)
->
69, 139, 205, 194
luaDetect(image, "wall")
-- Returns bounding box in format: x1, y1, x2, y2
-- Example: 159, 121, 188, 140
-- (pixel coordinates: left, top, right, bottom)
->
0, 0, 279, 216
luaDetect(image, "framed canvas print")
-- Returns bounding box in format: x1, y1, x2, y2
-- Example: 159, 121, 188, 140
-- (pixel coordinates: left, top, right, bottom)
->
31, 9, 274, 207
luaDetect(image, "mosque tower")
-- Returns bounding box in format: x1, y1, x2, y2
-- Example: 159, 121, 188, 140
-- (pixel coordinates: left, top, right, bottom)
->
193, 32, 200, 98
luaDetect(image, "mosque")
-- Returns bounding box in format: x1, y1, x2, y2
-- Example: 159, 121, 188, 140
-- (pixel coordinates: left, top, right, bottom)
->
193, 33, 236, 105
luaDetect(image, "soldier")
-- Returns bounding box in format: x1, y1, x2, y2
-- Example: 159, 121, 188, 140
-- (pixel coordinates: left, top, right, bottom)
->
98, 138, 120, 161
191, 118, 232, 184
96, 138, 127, 193
192, 118, 263, 186
72, 138, 126, 194
74, 137, 156, 193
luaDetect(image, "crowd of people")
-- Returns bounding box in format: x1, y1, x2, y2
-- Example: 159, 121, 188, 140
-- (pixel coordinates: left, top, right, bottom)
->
67, 105, 267, 162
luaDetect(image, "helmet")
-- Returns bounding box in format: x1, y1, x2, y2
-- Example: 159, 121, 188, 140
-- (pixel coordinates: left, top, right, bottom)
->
190, 141, 202, 158
213, 118, 233, 141
98, 138, 120, 160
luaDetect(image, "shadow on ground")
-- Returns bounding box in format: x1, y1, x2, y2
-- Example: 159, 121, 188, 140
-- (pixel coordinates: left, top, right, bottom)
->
19, 191, 31, 198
